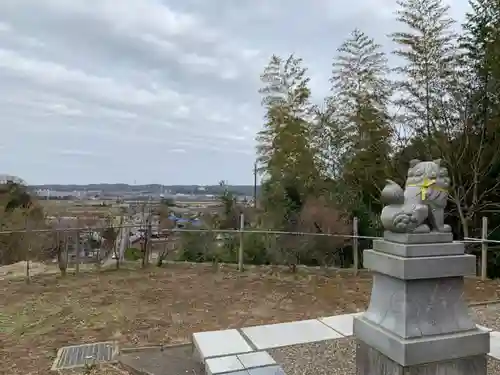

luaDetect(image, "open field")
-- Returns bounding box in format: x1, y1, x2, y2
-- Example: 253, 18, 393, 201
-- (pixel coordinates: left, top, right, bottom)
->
1, 264, 500, 375
39, 200, 121, 218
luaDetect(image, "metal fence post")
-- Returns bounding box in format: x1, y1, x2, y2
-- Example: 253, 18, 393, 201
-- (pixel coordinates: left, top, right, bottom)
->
481, 216, 488, 280
25, 217, 31, 284
75, 229, 80, 275
146, 220, 153, 264
353, 216, 359, 276
64, 232, 70, 272
238, 213, 244, 271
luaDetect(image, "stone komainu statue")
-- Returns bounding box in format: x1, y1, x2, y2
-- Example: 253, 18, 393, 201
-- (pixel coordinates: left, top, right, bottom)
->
380, 159, 452, 233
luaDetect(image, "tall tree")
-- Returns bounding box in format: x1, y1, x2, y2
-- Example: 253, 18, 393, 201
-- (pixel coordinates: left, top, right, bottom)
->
390, 0, 500, 237
310, 100, 347, 181
390, 0, 457, 147
329, 29, 393, 211
451, 0, 500, 237
256, 54, 319, 227
461, 0, 500, 133
461, 0, 500, 119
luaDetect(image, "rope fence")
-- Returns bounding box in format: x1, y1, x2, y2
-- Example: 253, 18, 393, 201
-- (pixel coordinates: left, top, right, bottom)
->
0, 215, 496, 283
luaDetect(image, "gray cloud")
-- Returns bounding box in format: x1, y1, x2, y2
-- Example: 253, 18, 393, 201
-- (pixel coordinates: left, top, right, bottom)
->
0, 0, 469, 184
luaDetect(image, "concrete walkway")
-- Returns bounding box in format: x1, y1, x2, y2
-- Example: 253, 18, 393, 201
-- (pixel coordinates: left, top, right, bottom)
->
192, 313, 500, 375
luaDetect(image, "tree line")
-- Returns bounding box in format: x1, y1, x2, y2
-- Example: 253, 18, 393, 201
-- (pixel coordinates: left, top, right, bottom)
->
255, 0, 500, 246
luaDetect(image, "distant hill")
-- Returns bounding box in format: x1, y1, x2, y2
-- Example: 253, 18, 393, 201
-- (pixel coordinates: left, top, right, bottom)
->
30, 184, 259, 196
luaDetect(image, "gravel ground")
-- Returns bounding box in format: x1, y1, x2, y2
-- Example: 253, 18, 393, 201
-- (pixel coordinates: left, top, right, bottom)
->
472, 303, 500, 331
267, 305, 500, 375
269, 337, 500, 375
269, 337, 356, 375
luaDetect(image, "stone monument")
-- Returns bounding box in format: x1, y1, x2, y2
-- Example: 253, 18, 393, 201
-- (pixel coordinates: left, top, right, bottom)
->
354, 159, 490, 374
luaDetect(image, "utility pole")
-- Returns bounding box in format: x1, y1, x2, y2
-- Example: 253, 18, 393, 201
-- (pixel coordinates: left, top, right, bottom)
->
253, 162, 257, 208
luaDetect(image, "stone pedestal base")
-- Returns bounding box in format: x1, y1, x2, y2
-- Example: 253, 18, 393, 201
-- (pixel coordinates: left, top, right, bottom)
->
355, 234, 490, 374
356, 339, 487, 375
354, 315, 489, 366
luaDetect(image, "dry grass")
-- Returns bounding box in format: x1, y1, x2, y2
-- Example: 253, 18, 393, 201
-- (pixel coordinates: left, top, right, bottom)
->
39, 200, 120, 219
1, 264, 499, 375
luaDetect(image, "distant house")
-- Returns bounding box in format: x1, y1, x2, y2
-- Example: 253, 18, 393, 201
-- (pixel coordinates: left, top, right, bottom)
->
167, 215, 202, 228
169, 206, 191, 215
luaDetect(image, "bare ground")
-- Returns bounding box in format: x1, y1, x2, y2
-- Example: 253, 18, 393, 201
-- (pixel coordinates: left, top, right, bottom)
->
1, 263, 499, 375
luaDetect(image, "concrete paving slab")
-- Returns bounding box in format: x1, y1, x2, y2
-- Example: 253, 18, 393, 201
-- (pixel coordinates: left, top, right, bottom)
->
242, 319, 343, 350
206, 355, 245, 375
193, 329, 253, 362
489, 331, 500, 360
318, 313, 363, 337
237, 351, 276, 369
247, 365, 286, 375
477, 324, 493, 332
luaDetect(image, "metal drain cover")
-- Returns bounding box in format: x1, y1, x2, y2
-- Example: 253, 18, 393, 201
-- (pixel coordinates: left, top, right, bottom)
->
51, 341, 118, 371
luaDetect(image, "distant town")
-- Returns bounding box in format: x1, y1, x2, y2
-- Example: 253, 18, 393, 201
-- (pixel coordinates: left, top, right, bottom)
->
29, 183, 259, 202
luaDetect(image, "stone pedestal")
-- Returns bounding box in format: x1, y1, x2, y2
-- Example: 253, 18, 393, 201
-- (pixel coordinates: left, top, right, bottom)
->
354, 231, 490, 374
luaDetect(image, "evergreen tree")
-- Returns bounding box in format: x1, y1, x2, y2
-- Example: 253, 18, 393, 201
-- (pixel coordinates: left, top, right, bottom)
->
390, 0, 457, 146
256, 54, 319, 227
452, 0, 500, 237
310, 100, 346, 180
331, 29, 391, 117
461, 0, 500, 130
389, 0, 500, 237
329, 29, 393, 210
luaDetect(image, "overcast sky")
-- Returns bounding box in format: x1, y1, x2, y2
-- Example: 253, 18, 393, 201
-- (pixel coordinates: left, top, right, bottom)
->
0, 0, 469, 185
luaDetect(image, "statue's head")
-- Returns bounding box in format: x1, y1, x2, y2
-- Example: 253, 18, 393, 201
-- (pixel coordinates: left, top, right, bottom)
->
407, 159, 450, 189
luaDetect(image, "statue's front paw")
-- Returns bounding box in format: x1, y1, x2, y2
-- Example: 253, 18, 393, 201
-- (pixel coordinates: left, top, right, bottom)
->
414, 224, 430, 233
432, 224, 452, 233
441, 224, 452, 233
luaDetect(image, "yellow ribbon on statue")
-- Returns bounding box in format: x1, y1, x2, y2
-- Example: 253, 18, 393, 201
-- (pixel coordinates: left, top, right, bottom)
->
407, 177, 448, 200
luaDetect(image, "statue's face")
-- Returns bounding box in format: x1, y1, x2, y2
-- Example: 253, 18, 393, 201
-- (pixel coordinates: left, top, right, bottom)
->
407, 161, 450, 188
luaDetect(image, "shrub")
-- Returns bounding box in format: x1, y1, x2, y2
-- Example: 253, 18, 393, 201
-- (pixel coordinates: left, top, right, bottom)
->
242, 232, 272, 265
124, 247, 142, 261
176, 230, 216, 262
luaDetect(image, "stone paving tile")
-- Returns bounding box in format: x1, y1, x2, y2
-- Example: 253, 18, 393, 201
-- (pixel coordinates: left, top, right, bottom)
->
242, 319, 343, 350
489, 331, 500, 360
237, 351, 276, 369
193, 329, 253, 361
318, 313, 363, 337
247, 365, 286, 375
206, 355, 245, 375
